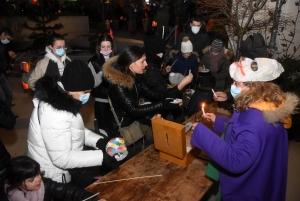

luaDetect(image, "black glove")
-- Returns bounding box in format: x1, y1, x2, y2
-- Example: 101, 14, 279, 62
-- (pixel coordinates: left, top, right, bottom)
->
161, 99, 180, 110
96, 137, 110, 153
103, 152, 120, 169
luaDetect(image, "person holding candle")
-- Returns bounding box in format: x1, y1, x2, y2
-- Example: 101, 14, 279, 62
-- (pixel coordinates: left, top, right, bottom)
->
102, 45, 189, 157
166, 36, 199, 89
191, 57, 299, 201
198, 39, 234, 92
213, 33, 286, 103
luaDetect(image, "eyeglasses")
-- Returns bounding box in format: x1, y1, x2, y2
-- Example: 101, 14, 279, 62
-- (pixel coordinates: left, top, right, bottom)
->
183, 52, 192, 55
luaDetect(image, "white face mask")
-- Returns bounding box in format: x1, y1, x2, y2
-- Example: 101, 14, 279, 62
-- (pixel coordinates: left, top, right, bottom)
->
191, 26, 200, 34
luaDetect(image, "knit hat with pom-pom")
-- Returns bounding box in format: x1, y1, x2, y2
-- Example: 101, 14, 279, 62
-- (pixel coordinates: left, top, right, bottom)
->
181, 37, 193, 53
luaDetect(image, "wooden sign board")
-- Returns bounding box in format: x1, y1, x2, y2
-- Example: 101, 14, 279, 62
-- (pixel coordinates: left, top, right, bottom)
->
151, 118, 201, 167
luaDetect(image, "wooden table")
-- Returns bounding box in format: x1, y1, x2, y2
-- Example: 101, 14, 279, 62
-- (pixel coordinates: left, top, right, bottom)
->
86, 145, 213, 201
86, 102, 231, 200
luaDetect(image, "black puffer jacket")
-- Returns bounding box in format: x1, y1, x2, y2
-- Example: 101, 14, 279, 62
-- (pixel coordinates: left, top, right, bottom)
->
102, 56, 164, 137
88, 55, 110, 99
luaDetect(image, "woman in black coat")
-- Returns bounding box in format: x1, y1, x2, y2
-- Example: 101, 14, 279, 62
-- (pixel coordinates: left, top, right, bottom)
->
103, 46, 183, 137
88, 33, 116, 133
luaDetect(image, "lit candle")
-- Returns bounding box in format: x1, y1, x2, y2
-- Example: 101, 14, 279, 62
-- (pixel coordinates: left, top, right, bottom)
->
212, 89, 217, 98
202, 103, 206, 116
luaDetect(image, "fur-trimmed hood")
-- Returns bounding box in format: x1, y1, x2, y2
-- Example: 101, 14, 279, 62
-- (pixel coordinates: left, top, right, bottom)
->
102, 55, 135, 89
250, 92, 299, 128
34, 76, 82, 115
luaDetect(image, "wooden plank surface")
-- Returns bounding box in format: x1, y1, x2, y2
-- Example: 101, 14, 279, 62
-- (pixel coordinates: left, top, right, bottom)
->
86, 146, 212, 201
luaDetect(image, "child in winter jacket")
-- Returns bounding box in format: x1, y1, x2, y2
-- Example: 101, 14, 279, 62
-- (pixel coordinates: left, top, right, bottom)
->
5, 156, 105, 201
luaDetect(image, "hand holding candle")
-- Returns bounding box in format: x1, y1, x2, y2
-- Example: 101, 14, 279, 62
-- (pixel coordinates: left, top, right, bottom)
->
202, 103, 206, 116
212, 89, 217, 98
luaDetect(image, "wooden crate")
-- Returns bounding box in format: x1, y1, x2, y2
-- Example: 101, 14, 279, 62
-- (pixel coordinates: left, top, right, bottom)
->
151, 118, 201, 167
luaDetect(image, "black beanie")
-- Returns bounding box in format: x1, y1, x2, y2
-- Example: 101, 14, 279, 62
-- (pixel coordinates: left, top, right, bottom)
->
239, 33, 267, 59
144, 34, 165, 66
61, 60, 94, 92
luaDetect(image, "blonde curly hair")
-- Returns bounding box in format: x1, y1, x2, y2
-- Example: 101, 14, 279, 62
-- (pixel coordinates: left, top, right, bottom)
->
234, 82, 284, 111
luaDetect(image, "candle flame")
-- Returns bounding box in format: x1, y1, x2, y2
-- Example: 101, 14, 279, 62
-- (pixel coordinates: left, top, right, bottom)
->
202, 103, 205, 107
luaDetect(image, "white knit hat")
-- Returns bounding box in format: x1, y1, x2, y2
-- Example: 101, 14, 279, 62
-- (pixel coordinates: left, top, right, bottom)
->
229, 58, 284, 82
169, 72, 184, 85
181, 37, 193, 53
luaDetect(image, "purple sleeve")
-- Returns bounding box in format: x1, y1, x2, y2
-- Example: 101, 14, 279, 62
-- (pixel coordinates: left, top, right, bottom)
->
214, 116, 230, 133
191, 123, 260, 174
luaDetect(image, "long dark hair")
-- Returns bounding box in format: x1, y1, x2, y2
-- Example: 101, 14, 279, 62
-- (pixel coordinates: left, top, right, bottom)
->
96, 33, 115, 58
115, 45, 145, 75
5, 156, 41, 195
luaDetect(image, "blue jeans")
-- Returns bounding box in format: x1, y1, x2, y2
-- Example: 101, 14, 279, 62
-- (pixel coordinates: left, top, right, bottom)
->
0, 73, 13, 108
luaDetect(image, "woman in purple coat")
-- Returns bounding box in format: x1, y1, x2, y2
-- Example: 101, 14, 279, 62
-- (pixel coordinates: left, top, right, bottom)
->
191, 57, 299, 201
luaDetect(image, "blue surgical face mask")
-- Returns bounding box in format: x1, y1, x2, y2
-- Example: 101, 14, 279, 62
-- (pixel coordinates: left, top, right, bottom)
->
79, 93, 90, 104
230, 85, 242, 98
1, 39, 10, 44
55, 48, 66, 57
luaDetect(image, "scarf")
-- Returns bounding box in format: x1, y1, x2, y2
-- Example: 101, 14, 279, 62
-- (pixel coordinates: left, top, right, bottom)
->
44, 47, 67, 76
6, 181, 45, 201
207, 48, 225, 73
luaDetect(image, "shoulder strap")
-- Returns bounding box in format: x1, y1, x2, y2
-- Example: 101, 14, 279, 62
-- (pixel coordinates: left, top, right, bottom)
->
37, 102, 41, 125
108, 96, 122, 130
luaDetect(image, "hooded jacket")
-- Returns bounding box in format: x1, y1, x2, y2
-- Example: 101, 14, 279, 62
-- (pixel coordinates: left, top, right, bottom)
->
191, 93, 299, 201
28, 47, 71, 90
102, 56, 165, 137
27, 76, 103, 183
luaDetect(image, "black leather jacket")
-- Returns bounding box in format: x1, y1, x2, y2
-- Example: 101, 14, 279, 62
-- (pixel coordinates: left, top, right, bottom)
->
102, 56, 165, 137
88, 55, 110, 99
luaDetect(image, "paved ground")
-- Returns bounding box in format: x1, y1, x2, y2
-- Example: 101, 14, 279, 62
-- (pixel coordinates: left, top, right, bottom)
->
1, 29, 300, 200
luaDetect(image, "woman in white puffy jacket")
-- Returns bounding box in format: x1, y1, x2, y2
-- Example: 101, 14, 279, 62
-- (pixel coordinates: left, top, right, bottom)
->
27, 60, 119, 184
